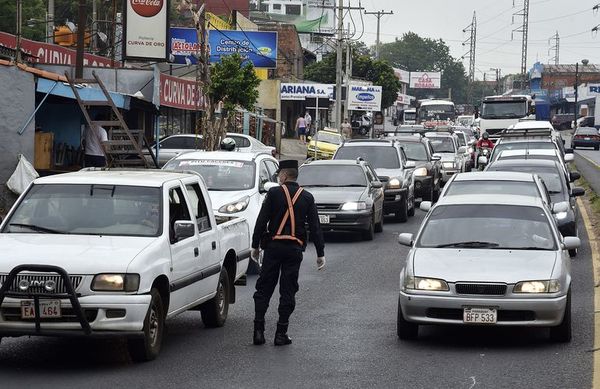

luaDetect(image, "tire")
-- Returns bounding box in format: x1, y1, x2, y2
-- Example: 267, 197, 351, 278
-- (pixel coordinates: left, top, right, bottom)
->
374, 209, 384, 233
363, 214, 375, 241
571, 145, 576, 150
595, 146, 599, 151
569, 248, 577, 258
422, 185, 434, 202
128, 288, 165, 362
397, 297, 418, 340
394, 196, 408, 223
550, 289, 572, 342
407, 194, 415, 217
201, 268, 230, 328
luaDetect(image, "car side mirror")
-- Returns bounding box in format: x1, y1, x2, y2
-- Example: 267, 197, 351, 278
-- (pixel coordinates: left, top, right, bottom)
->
371, 181, 383, 189
398, 233, 414, 247
563, 236, 581, 251
569, 171, 581, 182
174, 220, 195, 241
571, 187, 585, 197
564, 153, 574, 163
420, 201, 432, 212
552, 201, 569, 214
431, 154, 442, 161
565, 148, 573, 154
261, 181, 279, 194
458, 146, 467, 153
405, 161, 416, 169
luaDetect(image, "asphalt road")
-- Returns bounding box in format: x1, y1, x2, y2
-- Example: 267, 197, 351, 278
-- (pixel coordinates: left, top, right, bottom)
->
0, 207, 594, 388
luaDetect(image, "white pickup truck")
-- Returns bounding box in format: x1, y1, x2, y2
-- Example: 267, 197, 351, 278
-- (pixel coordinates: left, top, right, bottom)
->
0, 170, 251, 361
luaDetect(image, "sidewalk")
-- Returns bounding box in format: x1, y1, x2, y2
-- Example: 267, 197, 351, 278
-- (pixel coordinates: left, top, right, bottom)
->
279, 138, 308, 162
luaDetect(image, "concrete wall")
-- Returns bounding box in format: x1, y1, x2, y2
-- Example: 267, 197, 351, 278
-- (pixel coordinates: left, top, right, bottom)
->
0, 66, 35, 212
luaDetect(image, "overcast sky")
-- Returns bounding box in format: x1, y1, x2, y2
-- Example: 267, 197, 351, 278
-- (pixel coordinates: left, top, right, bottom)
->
351, 0, 600, 78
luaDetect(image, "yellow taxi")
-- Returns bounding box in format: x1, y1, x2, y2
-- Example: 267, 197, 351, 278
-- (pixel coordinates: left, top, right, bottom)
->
307, 129, 343, 160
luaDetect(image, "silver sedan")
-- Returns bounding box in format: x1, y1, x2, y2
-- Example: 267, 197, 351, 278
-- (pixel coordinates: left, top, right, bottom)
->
396, 194, 580, 342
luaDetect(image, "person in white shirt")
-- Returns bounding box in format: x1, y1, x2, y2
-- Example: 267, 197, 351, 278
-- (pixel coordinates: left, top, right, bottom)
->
84, 113, 108, 167
304, 111, 312, 135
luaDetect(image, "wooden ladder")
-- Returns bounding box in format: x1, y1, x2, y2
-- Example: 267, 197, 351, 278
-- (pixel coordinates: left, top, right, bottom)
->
64, 71, 158, 168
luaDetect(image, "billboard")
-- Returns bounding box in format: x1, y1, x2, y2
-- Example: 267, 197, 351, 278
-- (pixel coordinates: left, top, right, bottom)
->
249, 0, 335, 34
170, 27, 199, 65
348, 85, 382, 111
409, 72, 442, 89
158, 73, 206, 111
208, 30, 277, 68
124, 0, 169, 61
280, 83, 334, 100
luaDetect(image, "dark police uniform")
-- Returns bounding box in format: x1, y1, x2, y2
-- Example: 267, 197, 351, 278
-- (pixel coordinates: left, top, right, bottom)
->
252, 169, 325, 344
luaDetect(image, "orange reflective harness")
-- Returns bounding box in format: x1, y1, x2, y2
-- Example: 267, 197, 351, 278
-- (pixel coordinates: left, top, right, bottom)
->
272, 185, 305, 246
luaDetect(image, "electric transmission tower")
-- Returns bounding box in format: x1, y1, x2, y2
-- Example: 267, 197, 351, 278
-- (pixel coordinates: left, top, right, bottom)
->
462, 11, 477, 83
511, 0, 530, 78
548, 31, 559, 65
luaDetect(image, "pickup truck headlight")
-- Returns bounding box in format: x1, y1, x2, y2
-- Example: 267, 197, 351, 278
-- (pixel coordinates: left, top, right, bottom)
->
413, 167, 428, 177
387, 178, 401, 189
514, 280, 560, 293
442, 162, 455, 169
218, 196, 250, 214
92, 274, 140, 292
341, 201, 367, 211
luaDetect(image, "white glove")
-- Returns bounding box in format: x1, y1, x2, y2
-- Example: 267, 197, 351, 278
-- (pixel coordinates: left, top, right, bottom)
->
317, 256, 326, 270
251, 248, 260, 262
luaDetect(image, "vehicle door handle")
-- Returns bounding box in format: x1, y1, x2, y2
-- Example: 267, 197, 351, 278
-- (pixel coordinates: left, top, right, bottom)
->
212, 241, 217, 250
194, 247, 199, 257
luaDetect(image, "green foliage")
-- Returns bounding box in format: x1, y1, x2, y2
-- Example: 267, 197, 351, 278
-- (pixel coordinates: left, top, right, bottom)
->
0, 0, 47, 42
379, 32, 469, 103
209, 53, 261, 115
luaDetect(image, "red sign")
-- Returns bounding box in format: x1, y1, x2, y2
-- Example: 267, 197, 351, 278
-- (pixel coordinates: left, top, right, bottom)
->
130, 0, 164, 17
0, 32, 118, 67
159, 74, 206, 111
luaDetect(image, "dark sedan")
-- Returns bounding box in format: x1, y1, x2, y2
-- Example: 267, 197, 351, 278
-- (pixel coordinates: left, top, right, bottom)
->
297, 159, 385, 240
571, 127, 600, 150
394, 136, 442, 201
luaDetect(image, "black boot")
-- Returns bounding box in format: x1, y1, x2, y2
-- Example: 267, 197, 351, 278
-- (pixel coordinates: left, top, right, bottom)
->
253, 320, 265, 345
274, 322, 292, 346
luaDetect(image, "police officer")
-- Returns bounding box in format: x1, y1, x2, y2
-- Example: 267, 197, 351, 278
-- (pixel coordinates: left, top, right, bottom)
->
251, 160, 325, 346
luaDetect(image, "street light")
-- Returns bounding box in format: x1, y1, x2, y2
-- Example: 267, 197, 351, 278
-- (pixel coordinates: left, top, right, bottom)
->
574, 59, 589, 129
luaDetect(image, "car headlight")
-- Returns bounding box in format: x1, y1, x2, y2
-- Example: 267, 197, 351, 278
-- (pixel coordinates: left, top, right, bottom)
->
514, 280, 560, 293
341, 201, 367, 211
442, 162, 454, 169
413, 167, 428, 177
92, 274, 140, 292
388, 178, 401, 189
414, 277, 449, 291
218, 196, 250, 214
555, 211, 568, 220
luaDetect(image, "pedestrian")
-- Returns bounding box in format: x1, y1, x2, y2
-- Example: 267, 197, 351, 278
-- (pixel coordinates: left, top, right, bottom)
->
84, 113, 109, 167
251, 160, 325, 346
295, 114, 307, 144
304, 111, 312, 136
341, 118, 352, 139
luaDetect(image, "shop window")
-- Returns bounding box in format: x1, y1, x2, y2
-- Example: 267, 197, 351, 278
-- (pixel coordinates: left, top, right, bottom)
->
286, 4, 301, 15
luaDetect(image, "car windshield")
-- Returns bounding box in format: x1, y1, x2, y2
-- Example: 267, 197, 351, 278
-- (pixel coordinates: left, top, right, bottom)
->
419, 105, 455, 121
487, 165, 565, 194
481, 101, 528, 119
455, 134, 467, 147
404, 112, 416, 121
314, 131, 341, 145
398, 142, 428, 161
164, 159, 256, 191
334, 146, 400, 169
445, 181, 539, 197
418, 204, 556, 250
576, 128, 598, 135
3, 184, 161, 237
298, 165, 367, 187
428, 137, 456, 153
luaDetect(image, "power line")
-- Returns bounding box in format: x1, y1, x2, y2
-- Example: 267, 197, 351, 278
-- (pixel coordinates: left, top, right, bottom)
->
363, 9, 393, 59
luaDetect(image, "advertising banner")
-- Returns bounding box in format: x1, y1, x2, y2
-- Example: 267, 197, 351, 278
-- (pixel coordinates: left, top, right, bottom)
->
249, 0, 335, 34
588, 84, 600, 96
159, 73, 206, 111
409, 72, 442, 89
280, 83, 334, 100
124, 0, 169, 61
170, 27, 199, 65
208, 30, 277, 68
348, 85, 382, 111
393, 68, 410, 84
396, 93, 414, 105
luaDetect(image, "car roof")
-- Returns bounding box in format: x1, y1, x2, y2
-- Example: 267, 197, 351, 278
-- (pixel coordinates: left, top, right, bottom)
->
487, 159, 561, 169
435, 193, 543, 208
34, 169, 196, 187
452, 171, 535, 182
170, 150, 270, 162
342, 139, 396, 147
302, 159, 366, 167
511, 121, 554, 130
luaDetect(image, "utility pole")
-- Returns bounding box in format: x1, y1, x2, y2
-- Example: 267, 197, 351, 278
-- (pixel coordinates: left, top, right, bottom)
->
548, 31, 559, 65
512, 0, 530, 87
335, 0, 344, 131
344, 23, 352, 122
75, 0, 87, 78
47, 0, 54, 44
364, 9, 393, 59
92, 0, 97, 53
462, 11, 477, 83
15, 0, 22, 62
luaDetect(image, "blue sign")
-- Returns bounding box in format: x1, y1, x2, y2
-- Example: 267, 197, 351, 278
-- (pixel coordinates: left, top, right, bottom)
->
208, 30, 277, 68
170, 27, 199, 65
356, 93, 375, 102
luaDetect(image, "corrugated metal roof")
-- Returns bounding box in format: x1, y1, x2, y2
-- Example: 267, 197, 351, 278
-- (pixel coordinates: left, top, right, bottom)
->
544, 64, 600, 73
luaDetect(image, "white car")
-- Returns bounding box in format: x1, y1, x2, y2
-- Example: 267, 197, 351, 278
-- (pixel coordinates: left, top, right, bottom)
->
226, 133, 277, 157
152, 134, 204, 166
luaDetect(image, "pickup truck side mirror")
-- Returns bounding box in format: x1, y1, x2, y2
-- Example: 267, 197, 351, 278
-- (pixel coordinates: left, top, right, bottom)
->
174, 220, 195, 241
431, 154, 442, 161
564, 153, 574, 163
458, 146, 467, 154
405, 161, 416, 169
571, 187, 585, 197
371, 181, 383, 189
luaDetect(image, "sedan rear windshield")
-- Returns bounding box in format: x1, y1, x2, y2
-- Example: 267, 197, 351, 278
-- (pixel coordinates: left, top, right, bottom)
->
398, 142, 428, 161
575, 128, 598, 135
445, 181, 539, 198
298, 165, 367, 187
487, 165, 565, 195
418, 204, 556, 250
334, 146, 400, 169
494, 142, 555, 158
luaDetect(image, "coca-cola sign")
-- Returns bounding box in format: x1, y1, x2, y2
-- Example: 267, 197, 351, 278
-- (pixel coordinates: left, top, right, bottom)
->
130, 0, 164, 17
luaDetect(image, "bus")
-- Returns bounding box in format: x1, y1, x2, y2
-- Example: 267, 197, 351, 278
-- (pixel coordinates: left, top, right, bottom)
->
416, 99, 456, 125
477, 95, 535, 138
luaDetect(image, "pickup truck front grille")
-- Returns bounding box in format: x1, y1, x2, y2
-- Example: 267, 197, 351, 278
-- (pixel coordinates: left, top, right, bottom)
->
0, 273, 83, 294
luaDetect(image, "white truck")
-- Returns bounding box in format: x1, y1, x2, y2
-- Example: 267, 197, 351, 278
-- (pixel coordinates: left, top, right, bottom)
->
0, 169, 251, 361
477, 95, 535, 138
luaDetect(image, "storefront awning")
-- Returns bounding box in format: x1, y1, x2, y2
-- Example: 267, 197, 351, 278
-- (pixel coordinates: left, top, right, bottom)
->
36, 78, 130, 110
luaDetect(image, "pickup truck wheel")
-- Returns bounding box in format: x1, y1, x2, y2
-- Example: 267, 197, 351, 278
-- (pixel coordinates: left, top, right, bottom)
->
550, 289, 571, 342
397, 297, 418, 340
201, 268, 230, 328
394, 196, 408, 223
128, 288, 164, 362
363, 214, 375, 241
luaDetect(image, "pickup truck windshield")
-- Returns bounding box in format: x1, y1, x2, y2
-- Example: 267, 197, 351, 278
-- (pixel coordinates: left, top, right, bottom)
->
418, 204, 556, 250
164, 159, 256, 191
398, 143, 428, 161
428, 137, 456, 153
481, 101, 527, 119
334, 146, 400, 169
298, 165, 367, 187
3, 184, 161, 237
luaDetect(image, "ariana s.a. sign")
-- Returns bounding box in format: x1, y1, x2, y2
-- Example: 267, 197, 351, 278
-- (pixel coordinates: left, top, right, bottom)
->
409, 72, 442, 89
208, 30, 277, 68
280, 83, 334, 100
348, 85, 382, 111
124, 0, 169, 61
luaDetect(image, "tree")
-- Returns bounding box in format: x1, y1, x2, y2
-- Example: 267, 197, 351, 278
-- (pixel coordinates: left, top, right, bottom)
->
0, 0, 47, 42
201, 53, 261, 151
378, 32, 469, 104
